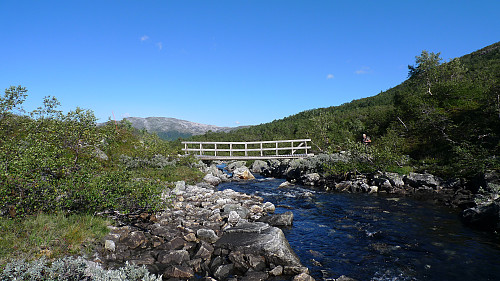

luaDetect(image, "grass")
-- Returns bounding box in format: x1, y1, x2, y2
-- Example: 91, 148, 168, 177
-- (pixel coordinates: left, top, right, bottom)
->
0, 213, 110, 266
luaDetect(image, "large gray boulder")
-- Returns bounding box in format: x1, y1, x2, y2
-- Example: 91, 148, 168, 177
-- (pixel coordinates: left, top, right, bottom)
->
461, 199, 500, 231
257, 211, 294, 227
404, 172, 442, 188
204, 174, 222, 186
251, 160, 268, 174
233, 166, 256, 180
227, 161, 247, 172
215, 222, 302, 267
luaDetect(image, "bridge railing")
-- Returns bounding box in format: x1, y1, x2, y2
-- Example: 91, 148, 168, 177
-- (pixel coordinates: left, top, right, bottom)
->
181, 139, 313, 160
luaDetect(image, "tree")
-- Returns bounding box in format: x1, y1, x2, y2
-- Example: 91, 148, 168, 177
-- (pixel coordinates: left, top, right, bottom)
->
408, 50, 443, 95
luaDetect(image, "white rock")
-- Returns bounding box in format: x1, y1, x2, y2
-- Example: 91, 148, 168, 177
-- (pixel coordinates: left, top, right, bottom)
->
228, 211, 241, 225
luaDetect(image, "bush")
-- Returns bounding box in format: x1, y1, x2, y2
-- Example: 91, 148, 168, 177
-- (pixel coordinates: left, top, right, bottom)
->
0, 256, 162, 281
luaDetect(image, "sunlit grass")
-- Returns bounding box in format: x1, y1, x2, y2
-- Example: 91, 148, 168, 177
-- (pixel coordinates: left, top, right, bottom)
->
0, 213, 110, 266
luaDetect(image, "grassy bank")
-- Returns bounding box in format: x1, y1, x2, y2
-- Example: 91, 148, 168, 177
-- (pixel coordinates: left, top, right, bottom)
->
0, 213, 110, 266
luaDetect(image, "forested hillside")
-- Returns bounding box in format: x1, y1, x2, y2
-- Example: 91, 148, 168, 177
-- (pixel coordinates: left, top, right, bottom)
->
190, 42, 500, 178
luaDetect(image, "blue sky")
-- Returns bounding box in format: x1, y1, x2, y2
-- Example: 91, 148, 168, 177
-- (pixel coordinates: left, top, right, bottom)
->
1, 1, 499, 127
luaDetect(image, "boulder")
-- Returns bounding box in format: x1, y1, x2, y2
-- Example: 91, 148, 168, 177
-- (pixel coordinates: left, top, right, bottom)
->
204, 174, 222, 186
233, 167, 256, 180
404, 173, 441, 188
164, 265, 194, 279
301, 173, 320, 186
158, 249, 190, 265
227, 161, 247, 172
461, 199, 500, 231
279, 181, 292, 188
293, 273, 315, 281
197, 228, 219, 243
215, 222, 302, 267
257, 211, 294, 227
251, 160, 269, 173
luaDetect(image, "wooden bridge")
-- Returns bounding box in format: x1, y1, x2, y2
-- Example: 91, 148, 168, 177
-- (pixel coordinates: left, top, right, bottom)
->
181, 139, 313, 160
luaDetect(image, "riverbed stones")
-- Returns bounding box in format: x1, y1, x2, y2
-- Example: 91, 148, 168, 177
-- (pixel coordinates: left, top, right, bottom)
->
97, 180, 304, 280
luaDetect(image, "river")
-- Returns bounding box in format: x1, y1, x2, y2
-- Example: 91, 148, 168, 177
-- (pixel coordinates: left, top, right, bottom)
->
217, 176, 500, 281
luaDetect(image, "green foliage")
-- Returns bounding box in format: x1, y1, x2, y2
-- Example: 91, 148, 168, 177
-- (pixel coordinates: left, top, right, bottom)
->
407, 50, 443, 78
0, 87, 202, 217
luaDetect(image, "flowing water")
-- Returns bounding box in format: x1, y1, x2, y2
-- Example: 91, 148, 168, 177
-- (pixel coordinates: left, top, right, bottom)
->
217, 177, 500, 281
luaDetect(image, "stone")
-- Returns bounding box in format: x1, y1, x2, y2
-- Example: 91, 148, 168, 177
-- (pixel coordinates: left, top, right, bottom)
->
241, 271, 269, 281
234, 167, 256, 180
384, 172, 405, 187
170, 236, 186, 250
369, 186, 378, 194
269, 265, 284, 276
302, 173, 320, 186
404, 172, 441, 188
122, 231, 146, 249
214, 264, 234, 280
251, 160, 268, 173
93, 147, 108, 161
283, 266, 309, 275
335, 275, 358, 281
293, 273, 315, 281
184, 232, 197, 242
227, 161, 247, 172
197, 228, 219, 243
258, 211, 294, 227
279, 181, 292, 188
263, 202, 276, 213
461, 199, 500, 231
250, 204, 264, 214
215, 222, 302, 267
228, 211, 241, 225
204, 174, 222, 186
223, 204, 250, 219
164, 265, 195, 279
194, 242, 214, 260
158, 249, 190, 265
104, 240, 115, 252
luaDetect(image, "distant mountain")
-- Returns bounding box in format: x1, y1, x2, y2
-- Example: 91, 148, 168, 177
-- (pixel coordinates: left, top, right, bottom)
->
124, 117, 244, 140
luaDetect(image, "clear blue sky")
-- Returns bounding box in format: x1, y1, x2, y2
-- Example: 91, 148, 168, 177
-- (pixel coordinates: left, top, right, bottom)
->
1, 1, 499, 127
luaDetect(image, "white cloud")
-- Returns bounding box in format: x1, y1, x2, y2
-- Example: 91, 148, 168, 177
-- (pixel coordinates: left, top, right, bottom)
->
121, 113, 130, 118
355, 66, 371, 74
157, 42, 163, 50
326, 74, 334, 79
235, 121, 240, 125
140, 35, 149, 42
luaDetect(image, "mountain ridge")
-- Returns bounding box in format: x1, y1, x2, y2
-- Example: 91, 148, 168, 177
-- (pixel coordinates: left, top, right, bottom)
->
124, 116, 246, 140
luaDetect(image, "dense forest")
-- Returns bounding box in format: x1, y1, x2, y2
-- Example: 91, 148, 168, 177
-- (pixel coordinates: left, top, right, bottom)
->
189, 42, 500, 178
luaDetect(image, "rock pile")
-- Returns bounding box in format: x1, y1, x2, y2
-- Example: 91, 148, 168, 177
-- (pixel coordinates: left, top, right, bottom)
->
97, 181, 311, 280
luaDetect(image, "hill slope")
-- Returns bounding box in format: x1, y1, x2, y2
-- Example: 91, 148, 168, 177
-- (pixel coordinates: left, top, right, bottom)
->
190, 42, 500, 177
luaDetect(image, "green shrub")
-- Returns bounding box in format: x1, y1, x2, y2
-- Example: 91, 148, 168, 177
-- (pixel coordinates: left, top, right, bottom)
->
0, 256, 162, 281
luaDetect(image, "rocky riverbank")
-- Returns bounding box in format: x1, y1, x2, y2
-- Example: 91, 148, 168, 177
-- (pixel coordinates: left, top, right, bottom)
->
95, 180, 313, 281
243, 155, 500, 232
